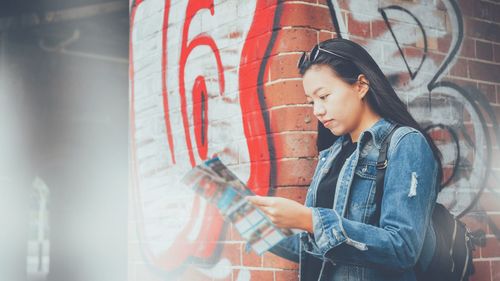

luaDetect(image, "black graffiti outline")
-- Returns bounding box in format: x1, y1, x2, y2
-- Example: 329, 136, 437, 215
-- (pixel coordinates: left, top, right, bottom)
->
423, 124, 460, 188
428, 81, 493, 218
378, 5, 428, 81
325, 0, 500, 220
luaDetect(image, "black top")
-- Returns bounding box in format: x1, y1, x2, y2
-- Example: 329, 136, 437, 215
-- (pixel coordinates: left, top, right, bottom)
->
303, 137, 357, 281
316, 137, 357, 208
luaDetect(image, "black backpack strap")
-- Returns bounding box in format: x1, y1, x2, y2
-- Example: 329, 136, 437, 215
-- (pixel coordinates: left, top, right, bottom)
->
374, 123, 400, 225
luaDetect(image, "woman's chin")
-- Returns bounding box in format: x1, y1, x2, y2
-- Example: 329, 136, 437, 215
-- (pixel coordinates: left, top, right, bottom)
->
323, 120, 347, 136
328, 127, 344, 136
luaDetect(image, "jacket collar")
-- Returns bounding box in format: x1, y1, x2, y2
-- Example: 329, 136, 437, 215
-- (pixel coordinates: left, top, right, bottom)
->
326, 118, 396, 152
359, 118, 396, 149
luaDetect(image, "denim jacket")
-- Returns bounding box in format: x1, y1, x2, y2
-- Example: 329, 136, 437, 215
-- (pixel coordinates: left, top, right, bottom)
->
270, 118, 439, 281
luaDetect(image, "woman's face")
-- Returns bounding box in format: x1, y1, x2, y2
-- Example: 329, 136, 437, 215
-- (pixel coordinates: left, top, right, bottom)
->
302, 64, 365, 137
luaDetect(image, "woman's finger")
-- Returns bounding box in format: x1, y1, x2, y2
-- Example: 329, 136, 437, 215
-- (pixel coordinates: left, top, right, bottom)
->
246, 195, 271, 207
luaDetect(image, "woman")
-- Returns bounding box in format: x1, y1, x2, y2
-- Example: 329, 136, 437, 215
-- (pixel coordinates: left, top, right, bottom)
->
247, 38, 442, 281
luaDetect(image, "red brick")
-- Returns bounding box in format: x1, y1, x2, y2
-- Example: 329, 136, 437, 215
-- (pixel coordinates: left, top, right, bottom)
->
280, 3, 332, 31
446, 77, 477, 90
449, 58, 468, 78
271, 186, 308, 204
263, 252, 299, 269
242, 247, 262, 267
470, 261, 491, 281
476, 40, 494, 61
317, 0, 329, 6
465, 18, 500, 43
460, 38, 476, 58
247, 270, 273, 280
497, 85, 500, 103
437, 34, 452, 54
492, 260, 500, 281
494, 44, 500, 63
469, 60, 500, 83
472, 0, 500, 23
275, 269, 299, 281
273, 132, 318, 158
488, 214, 500, 238
220, 243, 242, 266
274, 28, 318, 53
264, 80, 307, 108
496, 104, 500, 125
347, 12, 370, 38
269, 106, 318, 133
403, 46, 425, 59
371, 19, 389, 39
275, 158, 317, 186
482, 237, 500, 258
459, 0, 479, 18
335, 0, 350, 10
427, 52, 446, 66
319, 30, 334, 42
269, 54, 303, 81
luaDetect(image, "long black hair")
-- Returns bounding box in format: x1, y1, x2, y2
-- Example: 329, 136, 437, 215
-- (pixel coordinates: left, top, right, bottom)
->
299, 38, 443, 185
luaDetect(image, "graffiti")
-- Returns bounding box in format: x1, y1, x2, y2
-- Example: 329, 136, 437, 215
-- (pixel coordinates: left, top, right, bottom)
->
129, 0, 499, 279
130, 0, 282, 279
326, 0, 500, 232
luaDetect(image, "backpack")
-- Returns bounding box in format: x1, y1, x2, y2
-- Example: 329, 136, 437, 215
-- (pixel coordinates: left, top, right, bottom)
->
375, 125, 478, 281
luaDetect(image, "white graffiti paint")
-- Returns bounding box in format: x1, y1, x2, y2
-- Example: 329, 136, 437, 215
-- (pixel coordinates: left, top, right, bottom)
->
195, 258, 233, 279
235, 269, 251, 281
332, 0, 490, 214
131, 0, 257, 276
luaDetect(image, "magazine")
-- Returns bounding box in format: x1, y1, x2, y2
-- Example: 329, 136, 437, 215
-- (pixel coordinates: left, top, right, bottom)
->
181, 157, 297, 255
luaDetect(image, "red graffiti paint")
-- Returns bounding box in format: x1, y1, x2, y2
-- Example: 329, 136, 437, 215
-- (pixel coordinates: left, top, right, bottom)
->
179, 0, 225, 167
193, 76, 209, 160
161, 0, 176, 165
130, 0, 279, 276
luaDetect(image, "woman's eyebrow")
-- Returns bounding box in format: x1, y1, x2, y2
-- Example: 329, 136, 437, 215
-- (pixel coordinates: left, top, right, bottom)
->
312, 87, 325, 96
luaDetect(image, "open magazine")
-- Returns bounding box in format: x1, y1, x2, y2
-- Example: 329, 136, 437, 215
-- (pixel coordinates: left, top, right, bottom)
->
181, 157, 298, 255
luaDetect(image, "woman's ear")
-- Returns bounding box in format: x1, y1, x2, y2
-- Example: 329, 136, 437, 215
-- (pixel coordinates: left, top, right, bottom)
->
356, 74, 370, 100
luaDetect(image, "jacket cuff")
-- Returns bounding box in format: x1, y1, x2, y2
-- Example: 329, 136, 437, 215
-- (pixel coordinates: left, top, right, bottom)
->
307, 208, 367, 256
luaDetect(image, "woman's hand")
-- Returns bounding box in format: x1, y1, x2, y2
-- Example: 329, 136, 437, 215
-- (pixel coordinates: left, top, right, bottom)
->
247, 195, 313, 233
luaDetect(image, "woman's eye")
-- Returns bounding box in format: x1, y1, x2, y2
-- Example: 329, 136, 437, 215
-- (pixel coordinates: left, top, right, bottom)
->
319, 94, 329, 100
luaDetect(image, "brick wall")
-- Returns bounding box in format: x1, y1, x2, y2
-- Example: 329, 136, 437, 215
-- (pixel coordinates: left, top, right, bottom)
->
129, 0, 500, 280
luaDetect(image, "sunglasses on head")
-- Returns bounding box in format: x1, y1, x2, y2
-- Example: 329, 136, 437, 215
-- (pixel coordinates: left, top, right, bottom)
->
297, 44, 350, 69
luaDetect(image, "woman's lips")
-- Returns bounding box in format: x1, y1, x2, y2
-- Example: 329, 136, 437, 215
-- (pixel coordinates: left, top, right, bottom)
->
322, 119, 334, 126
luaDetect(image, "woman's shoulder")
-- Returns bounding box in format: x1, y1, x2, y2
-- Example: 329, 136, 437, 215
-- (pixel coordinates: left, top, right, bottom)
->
389, 125, 433, 156
392, 125, 420, 141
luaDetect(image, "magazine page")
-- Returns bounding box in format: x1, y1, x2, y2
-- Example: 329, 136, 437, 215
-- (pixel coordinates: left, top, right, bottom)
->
181, 157, 297, 255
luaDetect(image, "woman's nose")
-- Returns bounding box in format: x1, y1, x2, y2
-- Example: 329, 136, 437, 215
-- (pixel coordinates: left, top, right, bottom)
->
313, 102, 326, 117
